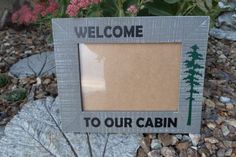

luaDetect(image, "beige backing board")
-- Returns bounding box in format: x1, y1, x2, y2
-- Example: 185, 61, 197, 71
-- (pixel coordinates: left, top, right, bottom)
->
80, 43, 182, 111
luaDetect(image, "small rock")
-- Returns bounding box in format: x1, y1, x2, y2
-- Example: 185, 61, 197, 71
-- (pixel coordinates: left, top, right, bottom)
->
204, 137, 219, 144
175, 134, 182, 140
205, 108, 218, 120
36, 77, 41, 85
161, 147, 176, 157
5, 56, 16, 65
205, 99, 216, 108
43, 78, 51, 85
158, 134, 178, 146
220, 96, 231, 103
198, 147, 210, 157
45, 83, 58, 97
24, 50, 32, 54
221, 125, 230, 136
176, 142, 189, 151
223, 140, 232, 148
219, 54, 227, 59
232, 153, 236, 157
207, 122, 217, 130
225, 103, 234, 110
140, 137, 150, 153
216, 101, 225, 108
189, 134, 200, 146
226, 119, 236, 128
137, 147, 147, 157
225, 148, 232, 156
187, 148, 198, 157
191, 146, 197, 150
4, 43, 10, 46
182, 135, 191, 142
151, 139, 162, 150
148, 133, 157, 139
216, 116, 225, 124
148, 150, 161, 157
217, 148, 226, 157
179, 150, 187, 157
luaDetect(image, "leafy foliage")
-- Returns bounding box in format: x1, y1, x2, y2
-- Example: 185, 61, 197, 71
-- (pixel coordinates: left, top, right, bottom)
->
183, 45, 203, 125
3, 88, 27, 102
11, 0, 224, 27
0, 74, 9, 88
144, 0, 224, 27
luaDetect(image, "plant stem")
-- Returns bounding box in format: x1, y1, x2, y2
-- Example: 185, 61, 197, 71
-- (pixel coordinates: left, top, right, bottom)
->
116, 0, 125, 16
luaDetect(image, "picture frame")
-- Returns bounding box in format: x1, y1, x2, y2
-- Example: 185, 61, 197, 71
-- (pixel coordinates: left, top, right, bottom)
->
52, 16, 209, 133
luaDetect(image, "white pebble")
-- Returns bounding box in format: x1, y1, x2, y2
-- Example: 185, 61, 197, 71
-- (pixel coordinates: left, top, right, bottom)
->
220, 96, 231, 103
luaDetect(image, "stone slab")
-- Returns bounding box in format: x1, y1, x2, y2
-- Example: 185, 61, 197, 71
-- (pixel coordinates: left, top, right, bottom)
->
10, 52, 56, 78
0, 97, 141, 157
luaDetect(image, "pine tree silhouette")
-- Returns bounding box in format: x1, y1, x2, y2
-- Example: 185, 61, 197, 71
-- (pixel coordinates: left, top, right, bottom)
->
184, 45, 203, 125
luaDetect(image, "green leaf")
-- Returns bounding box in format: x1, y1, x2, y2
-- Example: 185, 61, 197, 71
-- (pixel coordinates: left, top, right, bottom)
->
148, 6, 173, 16
196, 0, 208, 13
0, 74, 9, 88
205, 0, 212, 9
3, 88, 27, 102
163, 0, 180, 4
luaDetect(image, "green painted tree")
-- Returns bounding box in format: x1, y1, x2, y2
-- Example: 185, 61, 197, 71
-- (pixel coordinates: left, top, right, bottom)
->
184, 45, 203, 126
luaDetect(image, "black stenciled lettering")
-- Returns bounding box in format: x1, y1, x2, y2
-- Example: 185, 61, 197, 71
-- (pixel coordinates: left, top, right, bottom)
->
124, 118, 132, 127
75, 27, 87, 38
145, 118, 154, 127
113, 26, 123, 38
136, 25, 143, 37
168, 118, 177, 127
88, 26, 95, 38
163, 118, 167, 127
91, 117, 100, 127
136, 118, 144, 127
155, 118, 162, 127
96, 26, 103, 38
105, 118, 114, 127
84, 117, 91, 127
124, 25, 134, 37
104, 26, 112, 38
115, 118, 123, 127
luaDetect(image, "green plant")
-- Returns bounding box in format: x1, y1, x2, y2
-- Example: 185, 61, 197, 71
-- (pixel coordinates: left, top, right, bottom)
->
3, 88, 27, 102
0, 74, 9, 88
144, 0, 224, 27
183, 45, 203, 125
11, 0, 225, 27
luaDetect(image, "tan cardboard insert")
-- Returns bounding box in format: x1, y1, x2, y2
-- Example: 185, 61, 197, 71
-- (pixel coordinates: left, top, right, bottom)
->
80, 43, 181, 111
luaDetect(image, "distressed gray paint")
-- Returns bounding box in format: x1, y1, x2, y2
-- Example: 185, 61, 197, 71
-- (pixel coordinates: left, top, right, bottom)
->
52, 16, 209, 133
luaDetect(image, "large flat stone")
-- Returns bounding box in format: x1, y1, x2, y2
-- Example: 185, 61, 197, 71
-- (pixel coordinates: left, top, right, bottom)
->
0, 98, 141, 157
10, 52, 56, 78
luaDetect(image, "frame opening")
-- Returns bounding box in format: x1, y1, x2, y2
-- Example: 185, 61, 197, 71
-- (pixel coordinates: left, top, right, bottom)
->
79, 43, 182, 111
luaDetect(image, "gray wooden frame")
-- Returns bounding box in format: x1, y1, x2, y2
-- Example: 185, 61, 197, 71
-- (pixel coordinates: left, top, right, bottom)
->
52, 16, 209, 133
